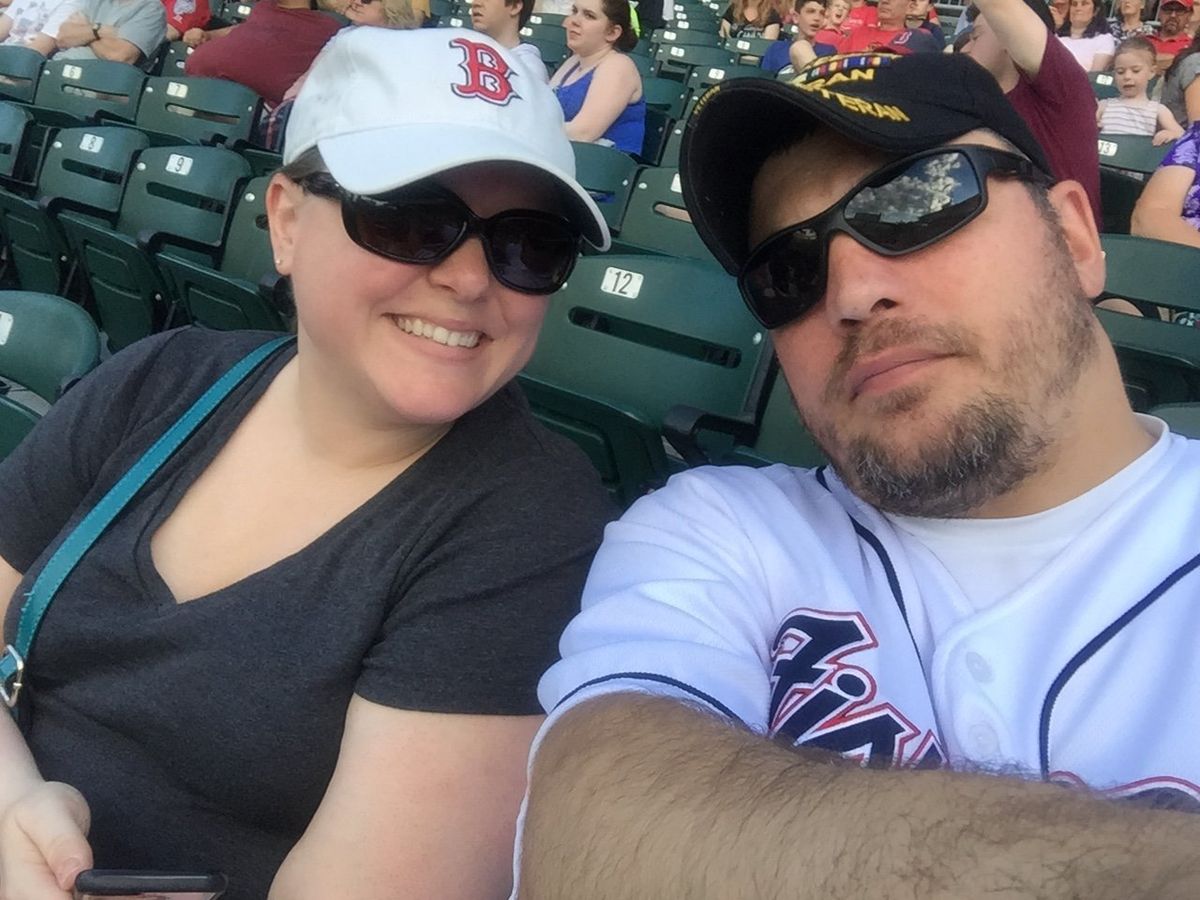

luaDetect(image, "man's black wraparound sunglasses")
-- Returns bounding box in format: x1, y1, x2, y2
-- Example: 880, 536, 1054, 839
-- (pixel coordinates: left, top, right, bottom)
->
299, 172, 583, 296
738, 145, 1056, 330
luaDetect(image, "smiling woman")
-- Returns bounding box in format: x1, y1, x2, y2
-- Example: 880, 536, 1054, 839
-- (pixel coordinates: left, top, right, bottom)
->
0, 26, 613, 900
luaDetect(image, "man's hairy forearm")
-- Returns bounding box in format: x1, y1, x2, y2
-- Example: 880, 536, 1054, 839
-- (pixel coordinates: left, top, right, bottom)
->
519, 694, 1200, 899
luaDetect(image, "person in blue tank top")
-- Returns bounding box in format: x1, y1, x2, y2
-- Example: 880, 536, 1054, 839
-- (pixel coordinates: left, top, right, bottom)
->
550, 0, 645, 156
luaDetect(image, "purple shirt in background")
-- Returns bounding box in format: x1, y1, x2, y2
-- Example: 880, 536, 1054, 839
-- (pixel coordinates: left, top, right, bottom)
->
1161, 123, 1200, 231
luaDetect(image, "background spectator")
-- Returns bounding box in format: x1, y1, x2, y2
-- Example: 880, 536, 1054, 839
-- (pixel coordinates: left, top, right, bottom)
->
1149, 0, 1193, 69
0, 0, 79, 54
843, 0, 876, 29
813, 0, 849, 43
1097, 35, 1184, 140
1133, 121, 1200, 248
1108, 0, 1152, 39
719, 0, 781, 39
1057, 0, 1116, 70
54, 0, 165, 62
343, 0, 419, 27
470, 0, 547, 83
1049, 0, 1067, 28
905, 0, 943, 44
1161, 31, 1200, 125
963, 0, 1102, 222
184, 0, 340, 107
551, 0, 644, 155
837, 0, 940, 51
162, 0, 207, 40
787, 0, 825, 67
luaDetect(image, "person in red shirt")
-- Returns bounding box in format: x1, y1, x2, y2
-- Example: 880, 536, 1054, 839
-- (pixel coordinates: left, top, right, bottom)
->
162, 0, 210, 40
1149, 0, 1193, 69
843, 0, 876, 29
836, 0, 938, 51
813, 0, 850, 44
962, 0, 1101, 224
183, 0, 340, 107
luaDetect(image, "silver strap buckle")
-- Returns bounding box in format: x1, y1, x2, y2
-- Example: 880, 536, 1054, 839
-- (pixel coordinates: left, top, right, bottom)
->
0, 644, 25, 709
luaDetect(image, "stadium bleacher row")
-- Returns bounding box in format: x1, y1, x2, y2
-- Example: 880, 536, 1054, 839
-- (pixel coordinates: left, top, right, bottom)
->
0, 0, 1197, 505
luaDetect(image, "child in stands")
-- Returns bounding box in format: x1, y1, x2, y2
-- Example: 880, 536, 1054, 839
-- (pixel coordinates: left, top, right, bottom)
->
1098, 36, 1185, 144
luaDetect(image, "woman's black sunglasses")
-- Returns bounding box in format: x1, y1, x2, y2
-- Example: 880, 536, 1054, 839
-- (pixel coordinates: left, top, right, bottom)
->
298, 173, 583, 295
738, 145, 1055, 330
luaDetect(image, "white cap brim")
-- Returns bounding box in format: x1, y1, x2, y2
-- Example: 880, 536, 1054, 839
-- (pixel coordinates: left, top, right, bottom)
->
318, 124, 612, 251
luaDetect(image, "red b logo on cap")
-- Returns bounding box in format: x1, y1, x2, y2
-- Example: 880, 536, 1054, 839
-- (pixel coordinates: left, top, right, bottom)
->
450, 37, 519, 106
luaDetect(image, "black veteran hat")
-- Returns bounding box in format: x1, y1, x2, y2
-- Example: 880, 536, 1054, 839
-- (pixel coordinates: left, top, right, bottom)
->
680, 52, 1052, 275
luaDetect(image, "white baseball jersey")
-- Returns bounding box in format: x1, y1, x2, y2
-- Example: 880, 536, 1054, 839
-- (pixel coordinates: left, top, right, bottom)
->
538, 417, 1200, 810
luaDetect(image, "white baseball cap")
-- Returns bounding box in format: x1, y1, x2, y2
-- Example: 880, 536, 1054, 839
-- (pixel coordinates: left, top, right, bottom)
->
284, 27, 610, 250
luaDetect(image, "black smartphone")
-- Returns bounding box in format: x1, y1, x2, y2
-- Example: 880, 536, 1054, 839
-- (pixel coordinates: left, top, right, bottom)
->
73, 869, 227, 900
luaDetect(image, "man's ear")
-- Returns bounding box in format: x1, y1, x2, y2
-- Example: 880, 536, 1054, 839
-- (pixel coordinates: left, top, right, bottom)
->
265, 174, 303, 276
1047, 179, 1106, 300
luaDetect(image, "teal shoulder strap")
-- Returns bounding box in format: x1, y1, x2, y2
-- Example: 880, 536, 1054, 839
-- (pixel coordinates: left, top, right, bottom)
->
1, 335, 294, 714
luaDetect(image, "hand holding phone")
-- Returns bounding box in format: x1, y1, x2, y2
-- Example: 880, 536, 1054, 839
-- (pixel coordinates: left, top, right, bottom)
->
73, 869, 227, 900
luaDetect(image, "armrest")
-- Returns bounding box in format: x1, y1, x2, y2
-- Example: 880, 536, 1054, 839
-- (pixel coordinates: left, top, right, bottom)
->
258, 271, 293, 317
137, 228, 220, 258
662, 403, 758, 467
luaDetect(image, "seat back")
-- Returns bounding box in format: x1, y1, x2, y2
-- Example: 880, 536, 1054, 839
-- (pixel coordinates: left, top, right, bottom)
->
1089, 70, 1118, 99
0, 290, 101, 403
571, 141, 639, 234
161, 41, 194, 76
723, 34, 777, 63
519, 22, 568, 42
137, 75, 261, 145
641, 75, 689, 118
653, 27, 723, 47
614, 166, 715, 261
526, 12, 567, 26
654, 43, 735, 79
1098, 167, 1144, 235
0, 102, 33, 181
1097, 134, 1169, 176
529, 37, 571, 66
686, 62, 768, 94
0, 45, 46, 103
524, 254, 771, 430
33, 59, 146, 122
1150, 402, 1200, 438
1097, 234, 1200, 408
218, 0, 259, 23
732, 366, 826, 468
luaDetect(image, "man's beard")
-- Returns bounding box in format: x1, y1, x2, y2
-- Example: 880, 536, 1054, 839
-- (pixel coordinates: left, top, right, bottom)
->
801, 240, 1098, 518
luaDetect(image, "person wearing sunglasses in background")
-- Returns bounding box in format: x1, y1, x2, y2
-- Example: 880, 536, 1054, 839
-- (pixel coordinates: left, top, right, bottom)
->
514, 52, 1200, 898
0, 27, 614, 900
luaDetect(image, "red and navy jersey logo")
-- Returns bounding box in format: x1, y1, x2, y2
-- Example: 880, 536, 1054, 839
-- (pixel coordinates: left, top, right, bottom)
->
450, 37, 519, 106
768, 608, 943, 769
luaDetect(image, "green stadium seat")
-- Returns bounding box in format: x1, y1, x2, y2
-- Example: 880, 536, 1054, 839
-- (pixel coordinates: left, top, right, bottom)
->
1097, 133, 1170, 176
639, 107, 673, 165
522, 253, 772, 472
654, 43, 735, 80
1097, 234, 1200, 409
571, 141, 639, 235
31, 59, 146, 126
630, 52, 655, 78
1089, 71, 1119, 99
0, 102, 34, 184
157, 176, 290, 331
686, 62, 769, 94
517, 373, 671, 506
526, 11, 566, 26
519, 22, 568, 42
723, 365, 827, 468
653, 27, 724, 48
160, 41, 194, 77
1150, 402, 1200, 438
1099, 168, 1143, 235
641, 75, 689, 118
59, 144, 251, 349
0, 125, 149, 294
0, 290, 101, 457
0, 46, 46, 104
528, 37, 571, 66
612, 165, 715, 261
723, 34, 778, 63
136, 75, 261, 146
217, 0, 258, 24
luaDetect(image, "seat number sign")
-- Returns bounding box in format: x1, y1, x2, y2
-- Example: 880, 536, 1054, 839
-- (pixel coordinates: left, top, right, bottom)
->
600, 266, 644, 299
166, 154, 194, 175
79, 133, 104, 153
0, 311, 12, 346
1097, 140, 1118, 158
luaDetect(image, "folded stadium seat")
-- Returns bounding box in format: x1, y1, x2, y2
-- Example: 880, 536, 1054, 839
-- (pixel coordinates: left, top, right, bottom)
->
1097, 133, 1170, 176
136, 76, 261, 146
160, 42, 196, 78
0, 46, 46, 104
517, 375, 672, 506
521, 253, 773, 476
526, 12, 566, 26
641, 75, 689, 119
571, 141, 639, 237
611, 165, 716, 261
629, 52, 655, 78
0, 290, 101, 458
217, 0, 259, 25
0, 102, 34, 185
652, 27, 724, 49
518, 22, 569, 43
638, 106, 673, 165
58, 144, 251, 350
156, 176, 290, 331
722, 34, 777, 65
1096, 233, 1200, 410
654, 42, 734, 81
1149, 402, 1200, 438
1089, 71, 1119, 100
1097, 134, 1170, 234
0, 125, 150, 294
658, 91, 700, 167
31, 59, 146, 128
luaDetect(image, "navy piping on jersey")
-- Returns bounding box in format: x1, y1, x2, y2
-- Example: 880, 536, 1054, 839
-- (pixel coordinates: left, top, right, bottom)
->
555, 672, 746, 726
814, 466, 921, 662
1038, 549, 1200, 779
